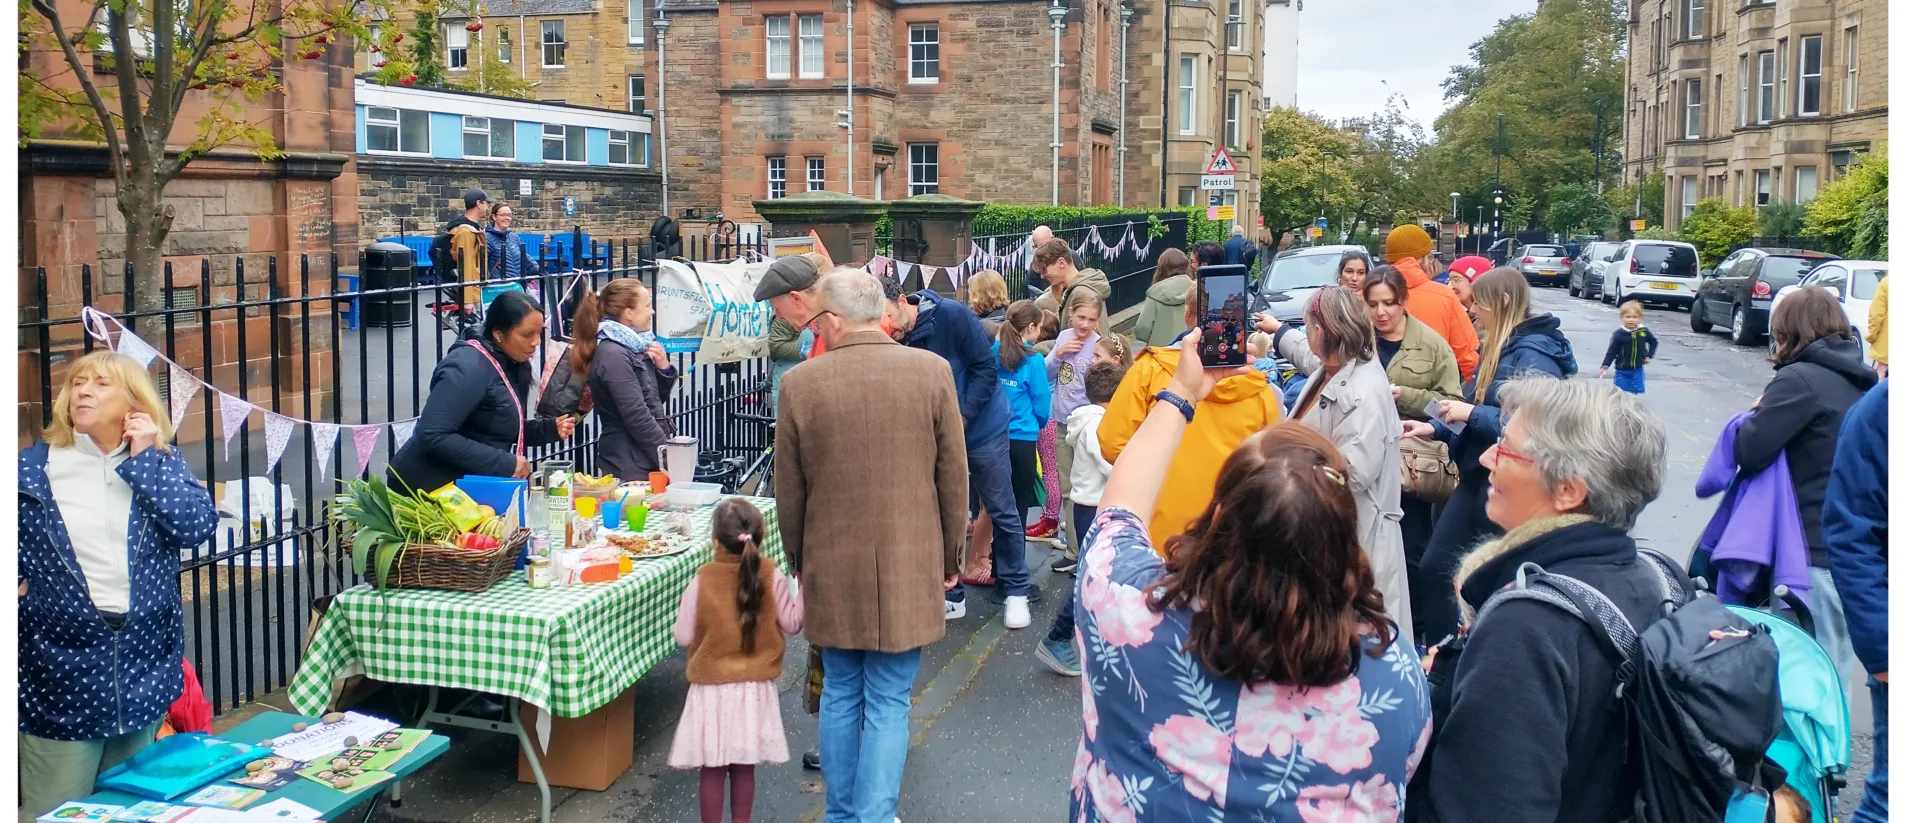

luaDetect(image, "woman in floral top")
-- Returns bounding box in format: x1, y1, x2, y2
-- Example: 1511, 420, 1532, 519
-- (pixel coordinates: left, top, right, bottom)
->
1070, 332, 1432, 823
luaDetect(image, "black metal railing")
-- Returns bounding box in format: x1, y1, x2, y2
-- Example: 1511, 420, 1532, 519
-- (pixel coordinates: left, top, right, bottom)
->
19, 233, 768, 714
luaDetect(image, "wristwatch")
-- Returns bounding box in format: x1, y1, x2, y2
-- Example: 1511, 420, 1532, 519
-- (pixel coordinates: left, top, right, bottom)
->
1154, 390, 1196, 423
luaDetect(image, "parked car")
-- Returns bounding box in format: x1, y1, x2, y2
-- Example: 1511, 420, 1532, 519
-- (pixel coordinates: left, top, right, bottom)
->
1569, 241, 1623, 299
1258, 245, 1373, 329
1772, 260, 1888, 364
1690, 247, 1837, 345
1599, 240, 1701, 309
1510, 244, 1572, 286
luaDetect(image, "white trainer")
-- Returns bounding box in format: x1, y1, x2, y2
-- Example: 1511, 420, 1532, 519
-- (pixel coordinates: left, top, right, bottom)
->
944, 599, 966, 621
1003, 595, 1031, 629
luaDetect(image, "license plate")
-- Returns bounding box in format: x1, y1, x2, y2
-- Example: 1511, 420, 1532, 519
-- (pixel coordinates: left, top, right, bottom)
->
1651, 282, 1678, 290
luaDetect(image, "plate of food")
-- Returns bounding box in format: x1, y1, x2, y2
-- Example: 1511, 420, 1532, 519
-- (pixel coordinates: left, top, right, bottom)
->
607, 531, 695, 560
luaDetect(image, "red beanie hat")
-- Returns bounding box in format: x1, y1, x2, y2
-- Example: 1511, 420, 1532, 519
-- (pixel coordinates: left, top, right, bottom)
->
1447, 256, 1495, 282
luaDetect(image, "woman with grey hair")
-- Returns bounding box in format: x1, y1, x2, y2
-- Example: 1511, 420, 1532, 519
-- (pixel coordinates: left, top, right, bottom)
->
1276, 285, 1411, 634
1408, 375, 1667, 823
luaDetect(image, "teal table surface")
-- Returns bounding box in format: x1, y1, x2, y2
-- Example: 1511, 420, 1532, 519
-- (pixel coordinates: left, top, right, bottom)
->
83, 711, 449, 821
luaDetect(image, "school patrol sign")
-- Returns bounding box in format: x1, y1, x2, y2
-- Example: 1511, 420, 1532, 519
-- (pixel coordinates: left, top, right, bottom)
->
1200, 147, 1238, 190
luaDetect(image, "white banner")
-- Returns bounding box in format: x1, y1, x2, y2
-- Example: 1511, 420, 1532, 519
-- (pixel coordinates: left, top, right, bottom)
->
655, 258, 775, 366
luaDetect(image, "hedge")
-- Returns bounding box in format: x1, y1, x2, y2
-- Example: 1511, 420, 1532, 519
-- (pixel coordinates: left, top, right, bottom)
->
876, 204, 1232, 252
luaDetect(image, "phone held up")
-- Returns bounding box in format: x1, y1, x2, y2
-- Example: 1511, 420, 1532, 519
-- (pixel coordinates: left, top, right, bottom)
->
1193, 264, 1250, 368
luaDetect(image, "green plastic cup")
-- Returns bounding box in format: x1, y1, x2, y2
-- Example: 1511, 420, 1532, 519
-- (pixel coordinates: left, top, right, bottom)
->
625, 503, 649, 533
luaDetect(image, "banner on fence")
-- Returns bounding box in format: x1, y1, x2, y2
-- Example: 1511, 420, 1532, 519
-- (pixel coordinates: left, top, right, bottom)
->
655, 259, 774, 365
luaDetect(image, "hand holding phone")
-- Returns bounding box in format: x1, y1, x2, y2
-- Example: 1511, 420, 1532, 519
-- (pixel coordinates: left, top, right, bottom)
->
1195, 264, 1251, 368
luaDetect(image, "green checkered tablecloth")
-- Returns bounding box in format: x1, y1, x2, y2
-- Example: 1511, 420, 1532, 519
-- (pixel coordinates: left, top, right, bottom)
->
287, 497, 784, 718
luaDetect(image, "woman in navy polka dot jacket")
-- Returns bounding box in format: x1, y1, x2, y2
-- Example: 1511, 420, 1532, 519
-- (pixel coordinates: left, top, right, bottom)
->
17, 351, 220, 816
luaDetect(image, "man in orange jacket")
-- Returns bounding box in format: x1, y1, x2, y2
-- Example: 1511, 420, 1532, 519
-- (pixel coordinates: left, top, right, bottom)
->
1382, 225, 1479, 381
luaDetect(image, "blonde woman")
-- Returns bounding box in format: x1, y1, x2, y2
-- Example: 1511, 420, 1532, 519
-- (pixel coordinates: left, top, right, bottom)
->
967, 271, 1011, 326
19, 351, 220, 816
1401, 267, 1578, 636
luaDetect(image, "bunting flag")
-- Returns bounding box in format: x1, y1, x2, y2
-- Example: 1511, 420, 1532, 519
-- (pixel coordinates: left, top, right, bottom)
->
168, 364, 200, 430
263, 411, 297, 471
117, 332, 159, 368
390, 419, 418, 452
218, 392, 253, 460
351, 425, 384, 479
809, 230, 834, 267
310, 423, 341, 475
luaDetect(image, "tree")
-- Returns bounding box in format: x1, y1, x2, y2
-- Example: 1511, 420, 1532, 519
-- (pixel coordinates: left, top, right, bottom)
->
1606, 174, 1664, 227
451, 23, 535, 99
1758, 202, 1806, 237
1678, 198, 1759, 266
1804, 151, 1888, 260
404, 9, 445, 88
1258, 108, 1360, 239
1546, 183, 1613, 235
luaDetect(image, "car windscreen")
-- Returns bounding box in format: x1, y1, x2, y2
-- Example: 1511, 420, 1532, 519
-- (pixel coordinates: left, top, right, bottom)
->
1758, 256, 1821, 283
1588, 243, 1621, 260
1262, 253, 1343, 292
1633, 244, 1697, 277
1523, 245, 1565, 257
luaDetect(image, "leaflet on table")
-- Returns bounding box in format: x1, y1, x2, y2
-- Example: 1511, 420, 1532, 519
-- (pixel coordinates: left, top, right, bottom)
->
246, 798, 323, 820
223, 756, 303, 791
295, 762, 395, 793
267, 711, 399, 761
179, 785, 264, 810
107, 802, 195, 822
40, 802, 123, 822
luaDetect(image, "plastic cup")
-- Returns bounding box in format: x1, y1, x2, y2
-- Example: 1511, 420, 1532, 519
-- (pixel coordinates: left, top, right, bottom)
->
625, 504, 649, 533
602, 503, 622, 530
575, 497, 599, 519
648, 471, 669, 494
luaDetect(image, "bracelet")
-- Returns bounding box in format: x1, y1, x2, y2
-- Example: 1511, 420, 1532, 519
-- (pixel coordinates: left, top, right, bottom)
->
1154, 390, 1196, 423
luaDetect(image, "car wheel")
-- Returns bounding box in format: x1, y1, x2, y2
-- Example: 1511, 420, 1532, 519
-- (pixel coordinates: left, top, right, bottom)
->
1603, 280, 1617, 306
1569, 276, 1583, 298
1689, 298, 1713, 333
1584, 277, 1599, 300
1731, 305, 1762, 346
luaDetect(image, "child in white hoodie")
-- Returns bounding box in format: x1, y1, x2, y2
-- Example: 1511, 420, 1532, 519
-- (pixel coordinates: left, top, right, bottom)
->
1036, 359, 1124, 677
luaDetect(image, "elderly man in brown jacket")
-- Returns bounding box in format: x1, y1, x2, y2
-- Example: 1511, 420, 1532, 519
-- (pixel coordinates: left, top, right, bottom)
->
774, 268, 969, 823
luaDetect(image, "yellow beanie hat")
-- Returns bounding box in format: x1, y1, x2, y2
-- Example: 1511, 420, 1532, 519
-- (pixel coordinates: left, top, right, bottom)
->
1383, 225, 1434, 263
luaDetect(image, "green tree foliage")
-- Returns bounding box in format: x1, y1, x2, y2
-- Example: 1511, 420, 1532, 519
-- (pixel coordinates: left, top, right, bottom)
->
1606, 174, 1664, 227
1804, 151, 1888, 260
1758, 202, 1806, 237
405, 9, 446, 88
1546, 183, 1614, 235
1258, 108, 1360, 237
450, 22, 534, 98
1679, 198, 1759, 266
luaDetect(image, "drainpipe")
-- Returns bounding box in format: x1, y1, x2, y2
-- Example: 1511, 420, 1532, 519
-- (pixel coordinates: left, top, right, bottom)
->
518, 16, 527, 78
1621, 13, 1632, 188
1118, 3, 1131, 206
654, 1, 670, 217
1158, 0, 1170, 207
846, 0, 855, 193
1049, 1, 1067, 205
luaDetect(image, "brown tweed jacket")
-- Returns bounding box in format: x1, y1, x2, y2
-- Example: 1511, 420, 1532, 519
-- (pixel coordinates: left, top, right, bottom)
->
774, 330, 971, 653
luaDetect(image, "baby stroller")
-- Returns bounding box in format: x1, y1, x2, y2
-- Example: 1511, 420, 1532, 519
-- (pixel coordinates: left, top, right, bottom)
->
1727, 587, 1851, 823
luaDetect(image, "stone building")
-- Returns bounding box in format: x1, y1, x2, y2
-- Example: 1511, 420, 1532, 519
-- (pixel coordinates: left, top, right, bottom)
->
1622, 0, 1886, 229
1120, 0, 1266, 221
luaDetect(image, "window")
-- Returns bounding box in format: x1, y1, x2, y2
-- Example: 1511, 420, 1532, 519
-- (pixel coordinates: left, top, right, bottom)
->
367, 24, 382, 62
765, 16, 790, 79
1797, 35, 1822, 116
1794, 166, 1817, 204
1844, 27, 1858, 113
1683, 0, 1704, 39
542, 123, 585, 162
1756, 50, 1775, 122
626, 75, 647, 113
908, 143, 939, 196
1178, 55, 1197, 135
462, 116, 514, 159
446, 24, 469, 70
1090, 140, 1112, 205
1737, 54, 1748, 125
541, 20, 566, 67
908, 23, 939, 83
365, 107, 428, 154
628, 0, 646, 45
498, 27, 511, 63
1178, 187, 1197, 206
767, 157, 787, 198
799, 14, 825, 78
609, 131, 637, 166
1683, 79, 1701, 138
806, 157, 826, 191
1851, 268, 1885, 301
1225, 91, 1242, 148
1680, 176, 1698, 219
1227, 0, 1243, 50
1754, 169, 1771, 206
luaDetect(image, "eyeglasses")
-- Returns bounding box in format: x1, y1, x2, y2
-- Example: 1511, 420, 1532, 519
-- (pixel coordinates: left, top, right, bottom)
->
1492, 439, 1535, 467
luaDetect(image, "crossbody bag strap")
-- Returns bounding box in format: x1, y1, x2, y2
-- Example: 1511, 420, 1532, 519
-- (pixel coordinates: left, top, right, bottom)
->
465, 339, 525, 457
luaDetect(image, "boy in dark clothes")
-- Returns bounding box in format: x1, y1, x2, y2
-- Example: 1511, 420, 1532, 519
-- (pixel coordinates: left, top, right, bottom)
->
1599, 300, 1658, 394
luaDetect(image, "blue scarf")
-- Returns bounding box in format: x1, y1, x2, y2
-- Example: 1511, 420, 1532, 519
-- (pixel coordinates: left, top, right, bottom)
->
598, 319, 655, 354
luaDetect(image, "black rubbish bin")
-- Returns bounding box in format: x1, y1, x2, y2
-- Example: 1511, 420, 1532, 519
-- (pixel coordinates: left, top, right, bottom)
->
359, 241, 415, 328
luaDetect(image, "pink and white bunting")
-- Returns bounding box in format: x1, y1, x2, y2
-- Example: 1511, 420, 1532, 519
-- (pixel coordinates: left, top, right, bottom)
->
390, 419, 418, 453
218, 392, 253, 460
263, 411, 297, 470
351, 425, 384, 480
310, 423, 341, 474
116, 332, 159, 368
168, 364, 199, 430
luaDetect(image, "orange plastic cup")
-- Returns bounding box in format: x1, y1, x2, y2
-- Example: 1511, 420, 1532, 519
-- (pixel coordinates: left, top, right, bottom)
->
648, 471, 669, 494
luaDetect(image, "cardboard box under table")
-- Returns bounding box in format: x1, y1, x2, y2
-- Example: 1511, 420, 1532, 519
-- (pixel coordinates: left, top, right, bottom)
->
286, 497, 784, 823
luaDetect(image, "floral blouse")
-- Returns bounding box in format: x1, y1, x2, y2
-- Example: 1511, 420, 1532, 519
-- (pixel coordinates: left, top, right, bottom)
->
1070, 508, 1433, 823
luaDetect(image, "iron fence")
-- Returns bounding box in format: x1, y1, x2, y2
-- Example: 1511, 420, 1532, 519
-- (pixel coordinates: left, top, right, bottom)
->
881, 217, 1186, 316
19, 233, 768, 715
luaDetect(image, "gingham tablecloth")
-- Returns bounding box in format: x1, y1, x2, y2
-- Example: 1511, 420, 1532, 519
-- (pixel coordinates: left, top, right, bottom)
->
287, 497, 784, 718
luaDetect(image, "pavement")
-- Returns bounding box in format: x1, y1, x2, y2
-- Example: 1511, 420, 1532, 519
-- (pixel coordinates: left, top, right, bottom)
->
327, 284, 1871, 822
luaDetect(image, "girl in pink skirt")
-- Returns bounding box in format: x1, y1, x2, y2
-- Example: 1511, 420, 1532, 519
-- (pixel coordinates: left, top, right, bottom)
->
670, 499, 803, 823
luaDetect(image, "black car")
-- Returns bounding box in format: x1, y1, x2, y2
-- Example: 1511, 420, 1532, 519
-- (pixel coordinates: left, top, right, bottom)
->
1691, 247, 1837, 345
1569, 242, 1622, 299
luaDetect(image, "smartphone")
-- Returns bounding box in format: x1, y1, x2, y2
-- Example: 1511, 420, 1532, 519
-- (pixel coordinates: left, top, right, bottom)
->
1194, 264, 1250, 368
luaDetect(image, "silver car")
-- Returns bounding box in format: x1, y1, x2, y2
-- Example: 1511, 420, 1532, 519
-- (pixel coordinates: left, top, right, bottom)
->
1257, 245, 1373, 329
1512, 244, 1572, 286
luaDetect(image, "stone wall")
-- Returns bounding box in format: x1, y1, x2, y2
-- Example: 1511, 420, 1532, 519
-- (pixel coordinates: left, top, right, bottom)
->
356, 155, 664, 243
662, 5, 725, 216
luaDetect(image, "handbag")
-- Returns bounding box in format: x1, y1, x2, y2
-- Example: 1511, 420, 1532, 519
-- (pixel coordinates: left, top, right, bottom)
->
1399, 436, 1459, 503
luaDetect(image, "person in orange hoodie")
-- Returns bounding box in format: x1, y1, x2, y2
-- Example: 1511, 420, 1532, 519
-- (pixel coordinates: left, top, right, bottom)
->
1097, 290, 1285, 555
1382, 225, 1479, 382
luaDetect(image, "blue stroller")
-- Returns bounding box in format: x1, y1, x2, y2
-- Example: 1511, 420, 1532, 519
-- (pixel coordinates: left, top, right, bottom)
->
1729, 589, 1852, 823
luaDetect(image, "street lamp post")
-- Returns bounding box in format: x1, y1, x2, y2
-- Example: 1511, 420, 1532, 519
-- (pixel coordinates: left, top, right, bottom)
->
1476, 205, 1484, 255
1450, 192, 1460, 220
1117, 3, 1131, 206
1048, 0, 1068, 205
654, 1, 670, 218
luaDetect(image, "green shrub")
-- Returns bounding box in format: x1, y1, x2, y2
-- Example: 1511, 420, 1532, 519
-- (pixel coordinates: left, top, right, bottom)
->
878, 204, 1227, 252
1678, 198, 1760, 266
1805, 152, 1889, 260
1758, 202, 1806, 237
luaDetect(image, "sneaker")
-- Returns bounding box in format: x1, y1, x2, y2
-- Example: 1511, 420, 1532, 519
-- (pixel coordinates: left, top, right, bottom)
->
1003, 595, 1031, 629
1050, 553, 1079, 574
1036, 636, 1082, 676
1025, 517, 1059, 540
801, 748, 821, 770
945, 599, 967, 621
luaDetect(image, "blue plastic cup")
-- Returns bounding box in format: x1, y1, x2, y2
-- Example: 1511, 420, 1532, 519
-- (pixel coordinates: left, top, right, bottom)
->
602, 502, 623, 530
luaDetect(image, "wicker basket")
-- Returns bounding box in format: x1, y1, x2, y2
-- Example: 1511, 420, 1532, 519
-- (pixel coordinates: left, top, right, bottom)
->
381, 528, 530, 592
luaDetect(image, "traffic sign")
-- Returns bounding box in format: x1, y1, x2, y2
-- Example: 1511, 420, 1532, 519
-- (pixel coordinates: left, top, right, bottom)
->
1200, 174, 1235, 190
1205, 147, 1239, 175
1631, 219, 1648, 231
1308, 227, 1323, 239
1315, 217, 1328, 231
1207, 205, 1237, 222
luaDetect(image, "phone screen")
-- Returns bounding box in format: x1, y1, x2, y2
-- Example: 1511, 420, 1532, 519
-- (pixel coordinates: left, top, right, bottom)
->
1196, 267, 1248, 368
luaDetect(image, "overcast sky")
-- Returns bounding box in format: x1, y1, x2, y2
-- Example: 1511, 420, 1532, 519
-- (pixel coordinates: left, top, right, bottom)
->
1296, 0, 1542, 131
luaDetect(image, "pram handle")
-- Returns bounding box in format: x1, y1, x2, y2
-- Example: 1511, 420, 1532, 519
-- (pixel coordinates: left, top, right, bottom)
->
1770, 585, 1818, 637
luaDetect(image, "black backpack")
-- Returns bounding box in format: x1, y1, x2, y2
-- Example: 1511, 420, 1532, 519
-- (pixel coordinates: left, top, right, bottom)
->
1479, 548, 1785, 823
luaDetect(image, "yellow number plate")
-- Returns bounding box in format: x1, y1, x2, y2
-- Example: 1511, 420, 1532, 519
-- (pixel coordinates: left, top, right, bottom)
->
1651, 282, 1678, 290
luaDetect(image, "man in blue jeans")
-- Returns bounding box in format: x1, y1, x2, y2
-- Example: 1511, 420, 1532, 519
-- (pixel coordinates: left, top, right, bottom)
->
775, 271, 971, 822
882, 276, 1032, 629
1823, 379, 1887, 823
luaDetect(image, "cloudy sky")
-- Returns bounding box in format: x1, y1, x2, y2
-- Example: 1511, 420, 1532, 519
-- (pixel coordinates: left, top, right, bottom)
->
1295, 0, 1542, 131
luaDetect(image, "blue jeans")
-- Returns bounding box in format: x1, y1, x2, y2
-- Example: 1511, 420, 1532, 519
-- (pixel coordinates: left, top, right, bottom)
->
1854, 679, 1888, 823
1806, 568, 1859, 679
818, 647, 922, 823
1612, 367, 1645, 394
1048, 504, 1098, 642
968, 433, 1030, 597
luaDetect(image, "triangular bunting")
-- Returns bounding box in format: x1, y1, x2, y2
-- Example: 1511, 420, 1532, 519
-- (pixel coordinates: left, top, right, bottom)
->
310, 423, 341, 474
218, 392, 254, 461
808, 230, 834, 267
117, 332, 159, 368
351, 425, 383, 479
168, 365, 200, 430
391, 419, 418, 452
263, 411, 297, 471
